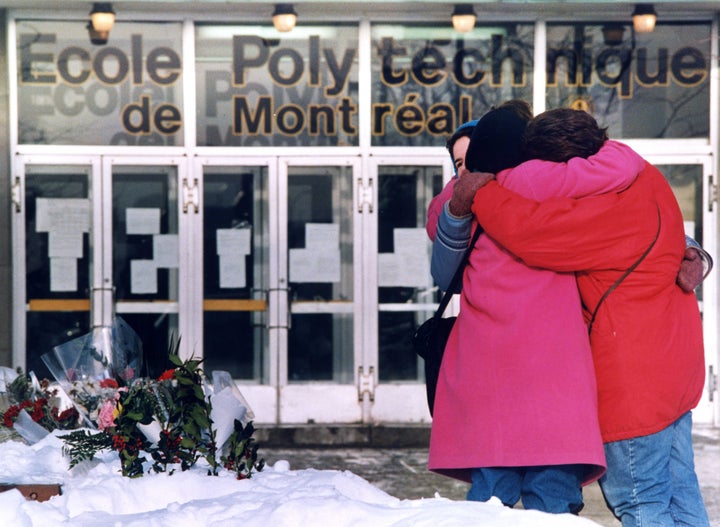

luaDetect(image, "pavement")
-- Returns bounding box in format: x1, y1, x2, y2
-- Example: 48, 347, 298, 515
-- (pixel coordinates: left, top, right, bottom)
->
258, 424, 720, 527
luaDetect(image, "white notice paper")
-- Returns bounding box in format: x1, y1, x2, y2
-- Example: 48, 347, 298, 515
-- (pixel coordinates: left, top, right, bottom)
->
289, 248, 341, 283
153, 234, 179, 268
219, 255, 246, 288
48, 232, 84, 258
305, 223, 339, 249
131, 260, 157, 294
36, 198, 90, 233
126, 208, 161, 235
217, 228, 252, 256
394, 228, 429, 255
378, 228, 431, 287
288, 223, 342, 283
50, 258, 77, 292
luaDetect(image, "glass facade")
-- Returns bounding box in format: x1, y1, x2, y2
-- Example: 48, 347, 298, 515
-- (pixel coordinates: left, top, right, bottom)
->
195, 24, 360, 147
370, 23, 535, 146
16, 21, 184, 146
545, 22, 711, 138
16, 19, 712, 147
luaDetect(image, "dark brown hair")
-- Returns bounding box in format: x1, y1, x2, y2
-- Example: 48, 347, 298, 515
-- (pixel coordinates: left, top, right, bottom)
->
522, 108, 608, 162
497, 99, 533, 122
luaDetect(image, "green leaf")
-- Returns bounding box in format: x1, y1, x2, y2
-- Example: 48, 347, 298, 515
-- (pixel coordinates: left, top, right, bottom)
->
168, 354, 183, 367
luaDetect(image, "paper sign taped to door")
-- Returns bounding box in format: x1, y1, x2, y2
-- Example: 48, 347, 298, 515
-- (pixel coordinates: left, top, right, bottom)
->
153, 234, 179, 268
36, 198, 90, 233
48, 232, 84, 258
131, 260, 158, 294
378, 228, 431, 287
50, 258, 78, 292
289, 248, 341, 283
217, 228, 252, 255
126, 208, 161, 235
219, 255, 246, 288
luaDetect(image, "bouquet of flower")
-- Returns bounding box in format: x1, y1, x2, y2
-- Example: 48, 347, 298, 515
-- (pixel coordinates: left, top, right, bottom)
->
0, 368, 80, 442
41, 317, 143, 427
60, 344, 264, 479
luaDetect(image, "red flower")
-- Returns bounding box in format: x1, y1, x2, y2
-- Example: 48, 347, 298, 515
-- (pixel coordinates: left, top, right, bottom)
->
3, 405, 20, 427
158, 369, 176, 381
30, 399, 46, 422
112, 435, 127, 451
52, 406, 79, 426
100, 378, 119, 389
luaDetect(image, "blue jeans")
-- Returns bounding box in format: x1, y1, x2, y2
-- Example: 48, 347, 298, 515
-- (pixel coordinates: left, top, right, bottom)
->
599, 412, 709, 527
467, 465, 585, 514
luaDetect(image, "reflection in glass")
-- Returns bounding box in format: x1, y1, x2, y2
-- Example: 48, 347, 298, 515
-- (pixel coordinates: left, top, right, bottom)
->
16, 20, 184, 146
370, 23, 534, 147
545, 22, 710, 139
194, 24, 359, 147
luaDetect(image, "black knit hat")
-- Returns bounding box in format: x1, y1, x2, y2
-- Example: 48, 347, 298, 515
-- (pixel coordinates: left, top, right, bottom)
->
465, 107, 527, 173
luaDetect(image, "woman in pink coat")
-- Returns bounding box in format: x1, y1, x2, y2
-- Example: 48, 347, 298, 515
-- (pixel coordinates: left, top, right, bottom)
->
426, 105, 645, 513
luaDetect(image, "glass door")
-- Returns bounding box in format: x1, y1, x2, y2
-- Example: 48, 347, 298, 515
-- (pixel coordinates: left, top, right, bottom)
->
105, 157, 188, 378
195, 157, 276, 422
193, 156, 363, 425
277, 157, 362, 423
367, 156, 453, 423
12, 155, 191, 382
13, 157, 98, 378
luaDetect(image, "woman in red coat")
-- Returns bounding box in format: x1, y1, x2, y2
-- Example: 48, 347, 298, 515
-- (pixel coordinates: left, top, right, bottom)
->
467, 112, 710, 526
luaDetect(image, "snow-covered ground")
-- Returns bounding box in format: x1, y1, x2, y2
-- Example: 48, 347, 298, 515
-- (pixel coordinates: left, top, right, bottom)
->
0, 432, 602, 527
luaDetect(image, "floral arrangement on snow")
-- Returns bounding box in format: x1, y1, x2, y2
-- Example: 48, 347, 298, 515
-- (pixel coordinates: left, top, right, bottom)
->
60, 349, 265, 479
0, 318, 264, 480
1, 372, 80, 432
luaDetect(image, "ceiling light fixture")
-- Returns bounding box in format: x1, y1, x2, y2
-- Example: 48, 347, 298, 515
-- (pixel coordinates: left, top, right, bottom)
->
632, 3, 657, 33
451, 4, 476, 33
88, 2, 115, 45
272, 4, 297, 33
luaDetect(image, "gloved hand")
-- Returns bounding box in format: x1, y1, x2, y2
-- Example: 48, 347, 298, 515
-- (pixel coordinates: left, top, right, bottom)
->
448, 168, 495, 217
677, 247, 704, 292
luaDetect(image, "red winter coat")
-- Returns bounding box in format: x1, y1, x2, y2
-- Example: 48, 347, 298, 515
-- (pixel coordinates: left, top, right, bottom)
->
471, 163, 705, 443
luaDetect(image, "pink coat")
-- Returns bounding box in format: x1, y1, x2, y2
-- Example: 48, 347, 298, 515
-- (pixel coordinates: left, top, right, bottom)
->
426, 141, 646, 485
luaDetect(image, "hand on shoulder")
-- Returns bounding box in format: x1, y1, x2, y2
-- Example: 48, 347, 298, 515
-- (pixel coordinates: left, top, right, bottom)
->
448, 168, 495, 217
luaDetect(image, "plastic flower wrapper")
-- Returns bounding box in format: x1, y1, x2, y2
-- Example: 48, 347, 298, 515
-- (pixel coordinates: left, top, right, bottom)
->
40, 317, 143, 428
0, 367, 19, 412
209, 370, 255, 452
12, 409, 50, 444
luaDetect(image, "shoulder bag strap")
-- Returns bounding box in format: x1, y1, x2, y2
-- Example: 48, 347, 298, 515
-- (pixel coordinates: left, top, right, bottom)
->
588, 205, 661, 334
433, 224, 483, 320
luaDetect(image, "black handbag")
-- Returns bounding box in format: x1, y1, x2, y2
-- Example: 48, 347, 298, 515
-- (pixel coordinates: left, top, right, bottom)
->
413, 225, 482, 416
